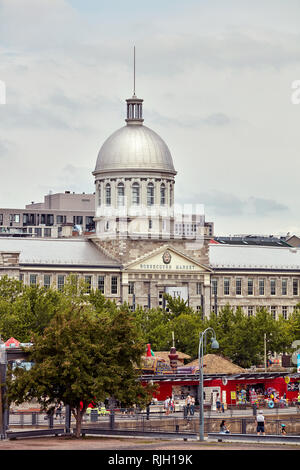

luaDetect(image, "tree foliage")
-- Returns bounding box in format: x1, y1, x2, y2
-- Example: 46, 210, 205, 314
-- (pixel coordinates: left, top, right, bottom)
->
7, 301, 153, 438
1, 274, 300, 433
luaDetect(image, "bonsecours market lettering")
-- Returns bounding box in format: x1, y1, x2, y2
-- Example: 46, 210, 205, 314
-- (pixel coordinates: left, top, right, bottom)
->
139, 263, 196, 270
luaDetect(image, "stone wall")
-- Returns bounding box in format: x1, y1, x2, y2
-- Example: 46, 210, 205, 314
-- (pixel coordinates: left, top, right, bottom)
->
91, 236, 210, 266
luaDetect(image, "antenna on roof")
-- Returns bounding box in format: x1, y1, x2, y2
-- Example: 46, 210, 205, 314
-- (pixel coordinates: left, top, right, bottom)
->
133, 45, 136, 97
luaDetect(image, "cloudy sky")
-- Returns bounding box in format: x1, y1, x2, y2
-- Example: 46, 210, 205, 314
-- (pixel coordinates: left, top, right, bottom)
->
0, 0, 300, 236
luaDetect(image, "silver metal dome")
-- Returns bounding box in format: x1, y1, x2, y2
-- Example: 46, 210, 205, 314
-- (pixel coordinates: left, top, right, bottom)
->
94, 124, 176, 175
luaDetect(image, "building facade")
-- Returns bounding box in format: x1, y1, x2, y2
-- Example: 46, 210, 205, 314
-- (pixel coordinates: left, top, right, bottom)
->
0, 191, 96, 238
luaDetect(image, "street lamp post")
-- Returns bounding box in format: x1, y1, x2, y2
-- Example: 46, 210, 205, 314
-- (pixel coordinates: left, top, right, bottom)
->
198, 328, 219, 441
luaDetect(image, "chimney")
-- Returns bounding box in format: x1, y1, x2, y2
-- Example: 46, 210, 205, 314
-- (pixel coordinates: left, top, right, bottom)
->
168, 346, 178, 372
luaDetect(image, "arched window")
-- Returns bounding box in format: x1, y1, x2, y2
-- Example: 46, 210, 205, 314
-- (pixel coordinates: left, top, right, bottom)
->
169, 184, 173, 206
132, 182, 140, 205
105, 183, 111, 206
160, 183, 166, 205
147, 182, 155, 206
117, 182, 125, 207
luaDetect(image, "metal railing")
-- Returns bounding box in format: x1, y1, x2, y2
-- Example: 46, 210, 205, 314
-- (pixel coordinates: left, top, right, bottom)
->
6, 404, 300, 438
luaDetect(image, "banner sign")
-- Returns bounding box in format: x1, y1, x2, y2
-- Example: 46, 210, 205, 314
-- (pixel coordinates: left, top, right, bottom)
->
287, 382, 300, 392
165, 286, 188, 302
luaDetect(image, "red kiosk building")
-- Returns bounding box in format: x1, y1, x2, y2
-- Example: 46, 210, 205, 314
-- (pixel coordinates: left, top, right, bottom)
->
140, 350, 300, 408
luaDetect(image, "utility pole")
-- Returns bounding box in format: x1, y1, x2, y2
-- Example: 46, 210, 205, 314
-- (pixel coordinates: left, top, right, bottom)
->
264, 333, 267, 372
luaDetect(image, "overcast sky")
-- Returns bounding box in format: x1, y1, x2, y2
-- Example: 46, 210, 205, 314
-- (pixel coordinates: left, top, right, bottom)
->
0, 0, 300, 236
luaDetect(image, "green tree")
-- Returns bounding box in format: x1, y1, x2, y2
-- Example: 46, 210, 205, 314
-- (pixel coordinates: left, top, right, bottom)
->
0, 281, 61, 342
7, 303, 153, 438
169, 312, 204, 358
164, 294, 194, 317
132, 306, 172, 351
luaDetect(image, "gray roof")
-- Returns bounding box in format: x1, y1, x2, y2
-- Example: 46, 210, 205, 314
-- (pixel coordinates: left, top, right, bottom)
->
209, 244, 300, 270
94, 124, 176, 175
0, 238, 120, 267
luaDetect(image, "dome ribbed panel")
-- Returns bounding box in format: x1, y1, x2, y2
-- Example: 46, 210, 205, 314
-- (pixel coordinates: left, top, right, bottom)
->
95, 125, 175, 173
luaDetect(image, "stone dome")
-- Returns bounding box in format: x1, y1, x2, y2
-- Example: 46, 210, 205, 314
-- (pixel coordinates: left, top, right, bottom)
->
94, 124, 176, 175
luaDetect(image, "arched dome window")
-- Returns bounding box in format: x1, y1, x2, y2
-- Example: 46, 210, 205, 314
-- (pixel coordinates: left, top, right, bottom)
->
117, 182, 125, 207
105, 183, 111, 206
160, 183, 166, 205
147, 182, 155, 206
169, 184, 173, 206
132, 182, 140, 205
98, 183, 101, 206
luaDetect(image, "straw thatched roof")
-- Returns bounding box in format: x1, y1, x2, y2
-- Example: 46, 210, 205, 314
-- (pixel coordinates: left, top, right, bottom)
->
153, 351, 191, 363
185, 354, 245, 374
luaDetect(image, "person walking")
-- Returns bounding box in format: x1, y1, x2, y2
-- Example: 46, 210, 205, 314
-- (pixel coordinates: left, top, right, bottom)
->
216, 393, 222, 413
55, 403, 62, 419
256, 410, 265, 435
169, 397, 174, 413
164, 396, 170, 415
185, 394, 191, 416
190, 396, 195, 416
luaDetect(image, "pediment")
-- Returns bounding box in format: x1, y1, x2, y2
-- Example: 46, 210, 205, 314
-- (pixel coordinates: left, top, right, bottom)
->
124, 245, 212, 273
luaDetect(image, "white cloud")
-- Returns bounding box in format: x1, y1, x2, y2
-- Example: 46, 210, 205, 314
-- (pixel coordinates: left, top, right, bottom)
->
0, 0, 300, 236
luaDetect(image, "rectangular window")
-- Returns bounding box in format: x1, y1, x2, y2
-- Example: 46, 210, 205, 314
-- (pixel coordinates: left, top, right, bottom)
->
19, 274, 24, 283
211, 304, 218, 315
211, 279, 218, 296
270, 279, 276, 296
44, 228, 51, 237
85, 216, 94, 231
128, 281, 134, 295
235, 278, 242, 295
196, 282, 202, 295
98, 276, 105, 293
224, 278, 230, 296
73, 216, 83, 225
293, 279, 299, 296
56, 215, 66, 224
270, 306, 277, 320
30, 274, 37, 286
34, 228, 42, 237
84, 275, 92, 293
111, 276, 118, 295
44, 274, 51, 289
247, 278, 254, 295
282, 279, 287, 296
259, 279, 265, 296
57, 275, 65, 291
9, 214, 20, 223
247, 306, 254, 317
282, 306, 288, 320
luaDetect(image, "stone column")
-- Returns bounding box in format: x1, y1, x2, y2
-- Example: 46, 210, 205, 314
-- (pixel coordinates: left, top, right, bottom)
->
121, 272, 129, 304
203, 273, 211, 318
149, 281, 158, 308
